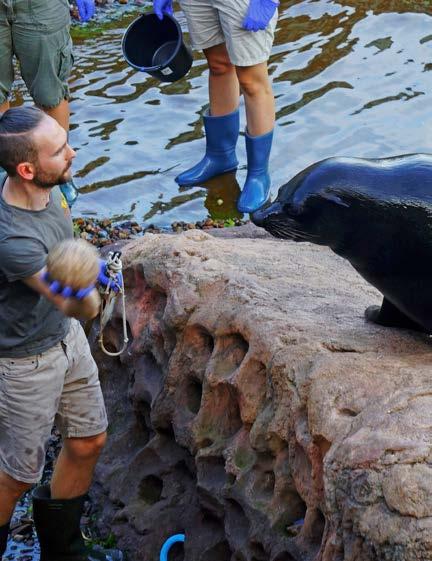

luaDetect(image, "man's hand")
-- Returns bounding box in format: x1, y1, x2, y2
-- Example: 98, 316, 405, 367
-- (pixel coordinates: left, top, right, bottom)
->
153, 0, 173, 20
24, 270, 100, 321
243, 0, 279, 31
98, 260, 123, 293
42, 271, 95, 299
76, 0, 95, 22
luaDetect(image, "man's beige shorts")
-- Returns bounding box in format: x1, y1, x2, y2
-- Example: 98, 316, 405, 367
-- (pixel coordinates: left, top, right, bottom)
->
178, 0, 277, 66
0, 319, 108, 484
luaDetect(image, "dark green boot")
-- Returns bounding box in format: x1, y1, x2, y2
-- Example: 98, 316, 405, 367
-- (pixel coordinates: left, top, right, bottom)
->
0, 522, 9, 559
33, 485, 123, 561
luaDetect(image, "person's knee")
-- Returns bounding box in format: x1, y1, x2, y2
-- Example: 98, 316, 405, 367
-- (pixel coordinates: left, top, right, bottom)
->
0, 471, 32, 499
65, 432, 107, 461
208, 56, 234, 77
205, 46, 234, 77
236, 67, 271, 98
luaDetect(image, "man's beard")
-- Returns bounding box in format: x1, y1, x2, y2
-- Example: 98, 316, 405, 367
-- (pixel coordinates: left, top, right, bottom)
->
32, 161, 72, 189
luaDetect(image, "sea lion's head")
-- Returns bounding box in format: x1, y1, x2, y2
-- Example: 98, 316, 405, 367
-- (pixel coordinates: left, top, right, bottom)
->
252, 159, 355, 248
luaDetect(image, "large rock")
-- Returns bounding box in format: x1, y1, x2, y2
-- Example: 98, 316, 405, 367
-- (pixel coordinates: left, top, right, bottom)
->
91, 229, 432, 561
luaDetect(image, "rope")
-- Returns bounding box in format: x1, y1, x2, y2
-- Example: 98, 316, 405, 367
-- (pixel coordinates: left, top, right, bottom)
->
98, 252, 129, 357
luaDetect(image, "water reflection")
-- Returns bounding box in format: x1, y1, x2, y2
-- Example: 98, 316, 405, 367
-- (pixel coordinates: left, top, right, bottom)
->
10, 1, 432, 225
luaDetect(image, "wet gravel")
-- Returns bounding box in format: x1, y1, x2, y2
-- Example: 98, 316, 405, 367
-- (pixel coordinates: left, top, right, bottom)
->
73, 216, 249, 247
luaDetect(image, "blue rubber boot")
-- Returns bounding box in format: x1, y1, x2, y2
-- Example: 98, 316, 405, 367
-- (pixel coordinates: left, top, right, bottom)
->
237, 129, 273, 214
59, 177, 79, 208
175, 108, 239, 186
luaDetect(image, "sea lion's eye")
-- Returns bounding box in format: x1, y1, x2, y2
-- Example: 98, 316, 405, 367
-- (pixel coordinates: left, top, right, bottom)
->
322, 191, 350, 208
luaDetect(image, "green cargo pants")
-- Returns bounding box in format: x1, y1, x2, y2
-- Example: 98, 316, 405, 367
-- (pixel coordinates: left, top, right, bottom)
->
0, 0, 73, 108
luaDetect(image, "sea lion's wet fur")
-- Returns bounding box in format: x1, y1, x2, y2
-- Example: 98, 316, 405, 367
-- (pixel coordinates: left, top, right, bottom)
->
252, 154, 432, 333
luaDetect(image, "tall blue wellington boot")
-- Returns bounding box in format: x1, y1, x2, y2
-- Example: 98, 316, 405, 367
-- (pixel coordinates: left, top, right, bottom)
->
237, 129, 274, 214
175, 108, 240, 186
0, 522, 9, 559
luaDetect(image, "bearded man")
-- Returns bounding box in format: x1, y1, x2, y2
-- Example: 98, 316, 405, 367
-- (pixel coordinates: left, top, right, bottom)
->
0, 106, 121, 561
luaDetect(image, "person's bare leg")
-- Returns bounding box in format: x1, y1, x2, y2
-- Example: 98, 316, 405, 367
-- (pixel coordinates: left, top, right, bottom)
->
204, 43, 240, 116
39, 98, 70, 132
0, 471, 31, 525
50, 432, 107, 499
0, 100, 10, 114
236, 62, 275, 135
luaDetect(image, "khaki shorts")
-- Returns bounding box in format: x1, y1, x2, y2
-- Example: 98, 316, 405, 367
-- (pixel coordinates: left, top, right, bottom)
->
0, 319, 108, 484
0, 0, 73, 108
178, 0, 277, 66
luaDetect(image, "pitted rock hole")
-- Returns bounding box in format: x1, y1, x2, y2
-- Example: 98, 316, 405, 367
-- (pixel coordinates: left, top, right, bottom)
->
273, 552, 296, 561
315, 435, 332, 459
202, 540, 232, 561
186, 377, 203, 415
134, 268, 168, 321
227, 473, 236, 485
155, 420, 175, 439
309, 508, 325, 544
237, 359, 267, 425
182, 324, 214, 377
134, 400, 151, 440
197, 456, 227, 489
211, 333, 249, 379
175, 458, 197, 483
195, 384, 242, 448
225, 499, 250, 542
292, 442, 313, 493
250, 540, 267, 561
198, 489, 225, 521
254, 469, 276, 500
339, 407, 359, 418
138, 475, 163, 505
280, 490, 307, 531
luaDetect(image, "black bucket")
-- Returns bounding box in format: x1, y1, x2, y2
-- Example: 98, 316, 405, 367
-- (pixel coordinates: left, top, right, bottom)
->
122, 12, 193, 83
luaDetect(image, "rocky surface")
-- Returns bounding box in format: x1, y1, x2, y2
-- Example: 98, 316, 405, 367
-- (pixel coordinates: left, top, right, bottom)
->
90, 229, 432, 561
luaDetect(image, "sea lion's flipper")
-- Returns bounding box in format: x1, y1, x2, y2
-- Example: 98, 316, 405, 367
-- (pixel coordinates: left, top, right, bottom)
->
365, 298, 430, 333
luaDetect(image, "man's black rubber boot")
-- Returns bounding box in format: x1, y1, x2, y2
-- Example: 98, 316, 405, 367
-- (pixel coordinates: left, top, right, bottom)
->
0, 521, 10, 559
33, 485, 123, 561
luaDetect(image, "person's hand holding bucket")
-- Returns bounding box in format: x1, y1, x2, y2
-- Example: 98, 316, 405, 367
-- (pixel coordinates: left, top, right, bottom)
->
154, 0, 173, 20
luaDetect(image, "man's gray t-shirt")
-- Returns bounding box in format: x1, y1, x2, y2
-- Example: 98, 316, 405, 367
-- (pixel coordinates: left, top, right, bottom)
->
0, 174, 73, 357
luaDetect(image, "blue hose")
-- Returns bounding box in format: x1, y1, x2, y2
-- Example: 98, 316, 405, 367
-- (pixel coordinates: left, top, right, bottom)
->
159, 534, 185, 561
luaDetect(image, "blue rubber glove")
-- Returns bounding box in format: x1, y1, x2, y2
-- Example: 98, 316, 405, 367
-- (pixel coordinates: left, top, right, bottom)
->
75, 0, 95, 22
153, 0, 173, 20
243, 0, 279, 32
98, 260, 123, 293
41, 271, 95, 300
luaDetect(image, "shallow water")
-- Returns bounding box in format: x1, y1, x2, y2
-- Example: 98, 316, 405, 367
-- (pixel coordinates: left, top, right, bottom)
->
10, 1, 432, 226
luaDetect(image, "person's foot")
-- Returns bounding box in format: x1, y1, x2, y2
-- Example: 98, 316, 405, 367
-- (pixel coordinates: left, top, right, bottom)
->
59, 178, 79, 208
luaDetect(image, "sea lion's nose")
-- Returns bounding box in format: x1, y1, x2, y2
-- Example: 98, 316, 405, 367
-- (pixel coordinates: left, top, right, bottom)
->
252, 201, 282, 226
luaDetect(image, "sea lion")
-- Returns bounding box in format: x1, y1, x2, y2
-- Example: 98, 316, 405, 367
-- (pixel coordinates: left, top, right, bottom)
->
252, 154, 432, 334
46, 238, 100, 292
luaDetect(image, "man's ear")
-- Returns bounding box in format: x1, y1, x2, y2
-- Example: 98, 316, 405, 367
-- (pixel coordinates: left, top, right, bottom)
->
16, 161, 35, 181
